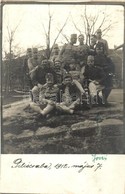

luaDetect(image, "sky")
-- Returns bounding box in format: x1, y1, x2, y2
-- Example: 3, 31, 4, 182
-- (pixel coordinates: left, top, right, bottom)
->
2, 4, 124, 56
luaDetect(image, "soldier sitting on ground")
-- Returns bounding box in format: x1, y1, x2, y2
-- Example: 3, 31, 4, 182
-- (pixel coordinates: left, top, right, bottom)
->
56, 73, 85, 114
30, 73, 59, 117
31, 59, 57, 102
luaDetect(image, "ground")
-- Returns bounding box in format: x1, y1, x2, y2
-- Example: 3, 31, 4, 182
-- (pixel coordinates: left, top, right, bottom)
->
2, 89, 124, 154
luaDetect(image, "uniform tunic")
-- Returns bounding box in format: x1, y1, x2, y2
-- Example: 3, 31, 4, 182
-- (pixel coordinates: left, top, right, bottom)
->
59, 43, 77, 65
76, 44, 89, 66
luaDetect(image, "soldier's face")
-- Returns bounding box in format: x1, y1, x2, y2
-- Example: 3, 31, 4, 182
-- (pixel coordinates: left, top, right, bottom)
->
96, 47, 104, 54
71, 37, 77, 44
42, 61, 49, 68
90, 37, 96, 45
53, 47, 59, 54
33, 52, 38, 59
69, 63, 75, 70
27, 51, 32, 58
64, 77, 72, 85
46, 78, 54, 86
55, 62, 60, 69
78, 36, 84, 44
87, 57, 94, 66
96, 32, 102, 39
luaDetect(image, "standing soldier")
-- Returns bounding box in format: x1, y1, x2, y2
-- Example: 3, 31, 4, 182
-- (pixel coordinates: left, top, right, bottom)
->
76, 34, 89, 69
23, 48, 33, 89
27, 48, 41, 86
88, 34, 97, 55
58, 34, 77, 71
50, 44, 60, 63
96, 28, 109, 56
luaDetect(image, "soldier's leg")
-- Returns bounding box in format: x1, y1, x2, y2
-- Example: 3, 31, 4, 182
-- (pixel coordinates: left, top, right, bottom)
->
32, 85, 39, 103
73, 80, 85, 94
89, 82, 98, 104
69, 98, 80, 109
41, 104, 55, 116
30, 102, 42, 114
103, 77, 113, 101
56, 103, 74, 114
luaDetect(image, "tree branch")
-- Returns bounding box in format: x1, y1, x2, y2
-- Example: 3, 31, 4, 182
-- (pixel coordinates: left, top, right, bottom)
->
50, 13, 70, 54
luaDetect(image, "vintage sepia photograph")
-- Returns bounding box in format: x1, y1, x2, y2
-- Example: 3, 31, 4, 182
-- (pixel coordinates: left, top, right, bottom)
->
1, 2, 125, 154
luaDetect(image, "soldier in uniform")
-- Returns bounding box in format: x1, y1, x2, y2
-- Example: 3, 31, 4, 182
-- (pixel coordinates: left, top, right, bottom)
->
27, 48, 41, 88
96, 28, 109, 56
69, 59, 84, 83
53, 59, 67, 84
88, 34, 97, 55
76, 34, 89, 68
50, 44, 60, 63
83, 55, 106, 104
23, 48, 33, 89
31, 59, 57, 102
30, 73, 59, 117
56, 73, 85, 114
58, 34, 77, 71
94, 42, 115, 102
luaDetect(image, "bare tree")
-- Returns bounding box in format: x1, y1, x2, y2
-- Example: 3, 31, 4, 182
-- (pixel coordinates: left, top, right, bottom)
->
71, 5, 117, 45
38, 5, 71, 59
3, 19, 21, 93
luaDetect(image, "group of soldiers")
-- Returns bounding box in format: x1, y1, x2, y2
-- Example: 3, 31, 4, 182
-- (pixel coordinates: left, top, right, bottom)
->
23, 28, 115, 117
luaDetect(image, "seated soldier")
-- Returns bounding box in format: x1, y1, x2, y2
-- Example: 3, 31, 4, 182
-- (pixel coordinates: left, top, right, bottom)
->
53, 59, 67, 84
69, 59, 84, 83
32, 59, 57, 86
94, 42, 115, 101
30, 73, 59, 117
83, 55, 106, 104
56, 73, 84, 114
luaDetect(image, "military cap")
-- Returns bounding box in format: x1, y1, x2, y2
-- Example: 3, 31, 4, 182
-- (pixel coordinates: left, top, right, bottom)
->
71, 34, 77, 38
91, 34, 97, 38
42, 59, 48, 64
87, 55, 94, 60
55, 58, 61, 63
27, 48, 32, 52
63, 72, 72, 79
78, 34, 84, 38
45, 73, 54, 81
32, 48, 38, 53
53, 44, 59, 49
96, 29, 102, 34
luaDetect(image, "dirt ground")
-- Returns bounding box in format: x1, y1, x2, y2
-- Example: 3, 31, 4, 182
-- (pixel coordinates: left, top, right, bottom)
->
2, 89, 125, 154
